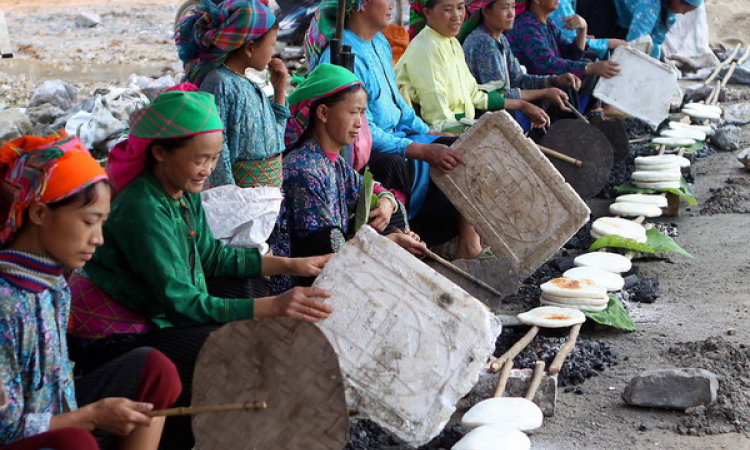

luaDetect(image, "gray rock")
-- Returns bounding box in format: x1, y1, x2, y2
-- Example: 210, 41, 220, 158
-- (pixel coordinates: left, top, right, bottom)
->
712, 125, 742, 151
26, 104, 66, 125
29, 80, 78, 110
622, 368, 718, 410
75, 12, 101, 28
0, 108, 33, 142
723, 103, 750, 125
683, 84, 725, 104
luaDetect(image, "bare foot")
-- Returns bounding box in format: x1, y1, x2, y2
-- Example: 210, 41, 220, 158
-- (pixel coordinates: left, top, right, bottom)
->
456, 217, 482, 259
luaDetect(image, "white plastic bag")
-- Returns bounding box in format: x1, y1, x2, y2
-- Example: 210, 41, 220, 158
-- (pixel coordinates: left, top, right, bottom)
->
200, 185, 283, 252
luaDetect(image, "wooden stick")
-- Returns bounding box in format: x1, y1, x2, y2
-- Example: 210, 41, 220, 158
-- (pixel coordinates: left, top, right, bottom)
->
146, 401, 268, 418
538, 145, 583, 167
489, 326, 540, 372
493, 358, 515, 397
707, 80, 722, 106
549, 323, 582, 375
525, 360, 546, 400
563, 99, 589, 123
705, 43, 742, 85
422, 248, 504, 297
719, 45, 750, 89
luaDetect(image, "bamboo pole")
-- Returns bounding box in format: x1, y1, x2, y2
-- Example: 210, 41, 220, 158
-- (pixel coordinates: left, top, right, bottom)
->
146, 401, 268, 418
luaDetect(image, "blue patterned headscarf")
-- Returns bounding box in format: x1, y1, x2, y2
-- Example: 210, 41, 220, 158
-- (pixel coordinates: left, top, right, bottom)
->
175, 0, 276, 86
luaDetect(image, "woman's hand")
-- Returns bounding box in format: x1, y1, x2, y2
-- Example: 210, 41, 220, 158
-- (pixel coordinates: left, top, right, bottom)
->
369, 197, 395, 232
520, 101, 551, 128
550, 72, 581, 90
543, 87, 570, 111
255, 287, 333, 323
386, 230, 427, 256
608, 39, 628, 50
83, 398, 153, 436
585, 60, 621, 78
284, 254, 332, 278
562, 14, 587, 30
269, 58, 289, 103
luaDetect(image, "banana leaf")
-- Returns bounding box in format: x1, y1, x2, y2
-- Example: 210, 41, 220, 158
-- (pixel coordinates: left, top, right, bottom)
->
584, 295, 636, 331
354, 167, 377, 232
645, 228, 695, 259
614, 178, 697, 205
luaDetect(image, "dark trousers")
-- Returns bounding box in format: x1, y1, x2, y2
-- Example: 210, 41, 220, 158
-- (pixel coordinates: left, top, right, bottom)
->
366, 136, 461, 247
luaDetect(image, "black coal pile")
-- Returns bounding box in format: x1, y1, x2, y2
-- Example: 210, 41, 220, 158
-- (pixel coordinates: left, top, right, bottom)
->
501, 258, 565, 311
494, 328, 621, 387
346, 420, 465, 450
623, 277, 660, 303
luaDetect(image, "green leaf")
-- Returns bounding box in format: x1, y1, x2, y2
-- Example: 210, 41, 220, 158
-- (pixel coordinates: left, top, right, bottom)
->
614, 180, 697, 205
584, 295, 636, 331
645, 228, 695, 259
354, 167, 375, 232
588, 235, 654, 253
644, 142, 705, 153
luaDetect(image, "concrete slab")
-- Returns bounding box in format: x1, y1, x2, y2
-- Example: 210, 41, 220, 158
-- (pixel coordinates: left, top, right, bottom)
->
431, 111, 590, 279
594, 46, 678, 129
312, 226, 502, 446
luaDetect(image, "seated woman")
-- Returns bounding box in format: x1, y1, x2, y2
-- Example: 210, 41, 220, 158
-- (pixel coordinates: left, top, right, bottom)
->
69, 86, 332, 450
284, 63, 426, 264
609, 0, 701, 59
397, 0, 550, 132
306, 0, 483, 259
461, 0, 580, 124
505, 0, 620, 111
0, 134, 180, 450
548, 0, 626, 60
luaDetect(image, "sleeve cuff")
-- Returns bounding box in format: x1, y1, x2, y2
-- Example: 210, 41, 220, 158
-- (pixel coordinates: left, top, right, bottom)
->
487, 91, 506, 110
239, 248, 263, 278
24, 413, 52, 438
225, 298, 255, 321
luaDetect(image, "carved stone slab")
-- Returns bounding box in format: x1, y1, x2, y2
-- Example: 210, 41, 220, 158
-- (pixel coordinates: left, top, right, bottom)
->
192, 319, 349, 450
431, 111, 590, 279
312, 226, 502, 446
593, 46, 679, 129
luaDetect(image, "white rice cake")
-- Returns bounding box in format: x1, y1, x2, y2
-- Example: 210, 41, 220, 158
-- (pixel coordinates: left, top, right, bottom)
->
635, 154, 690, 169
540, 298, 608, 312
615, 194, 668, 207
430, 111, 590, 278
540, 293, 609, 307
540, 277, 607, 298
517, 306, 586, 328
574, 251, 632, 273
683, 109, 721, 120
312, 226, 502, 446
651, 137, 696, 147
631, 170, 681, 182
634, 180, 681, 189
562, 267, 625, 291
660, 128, 706, 141
461, 397, 543, 430
683, 103, 722, 114
452, 424, 531, 450
609, 202, 663, 218
591, 217, 647, 242
668, 121, 713, 136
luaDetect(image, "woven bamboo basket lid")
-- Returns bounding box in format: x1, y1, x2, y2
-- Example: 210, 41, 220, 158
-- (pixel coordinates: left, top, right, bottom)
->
192, 318, 349, 450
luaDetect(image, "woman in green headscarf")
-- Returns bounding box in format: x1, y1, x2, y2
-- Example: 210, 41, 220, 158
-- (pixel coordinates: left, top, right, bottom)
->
284, 63, 425, 266
70, 84, 334, 450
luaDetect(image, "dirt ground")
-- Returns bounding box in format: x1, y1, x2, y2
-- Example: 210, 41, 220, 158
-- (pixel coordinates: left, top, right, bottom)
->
1, 1, 749, 449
